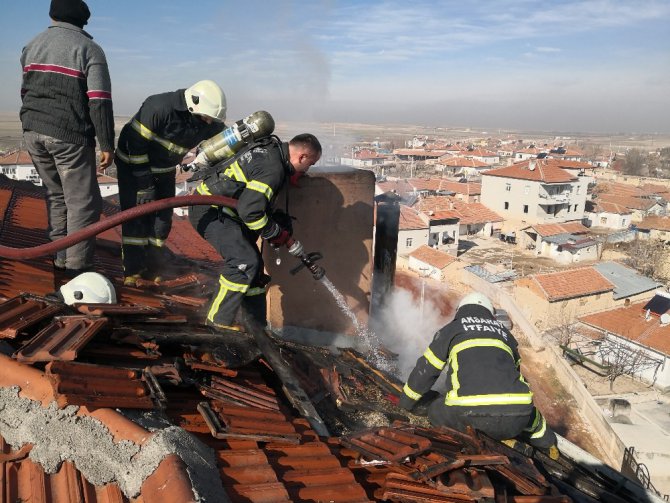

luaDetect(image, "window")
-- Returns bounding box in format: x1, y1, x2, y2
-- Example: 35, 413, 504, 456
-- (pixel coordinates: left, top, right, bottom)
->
600, 216, 607, 224
504, 201, 509, 210
523, 205, 528, 213
576, 185, 581, 194
574, 204, 578, 212
505, 183, 511, 192
406, 238, 413, 247
567, 205, 571, 213
524, 185, 530, 195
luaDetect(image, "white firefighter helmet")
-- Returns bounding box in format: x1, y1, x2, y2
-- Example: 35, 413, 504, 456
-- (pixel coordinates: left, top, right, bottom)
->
184, 80, 227, 122
458, 292, 494, 315
59, 272, 117, 305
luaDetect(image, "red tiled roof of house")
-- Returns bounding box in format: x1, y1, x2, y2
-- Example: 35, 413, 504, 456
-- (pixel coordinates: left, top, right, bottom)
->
529, 267, 615, 301
546, 159, 594, 170
416, 197, 502, 224
439, 181, 482, 195
399, 205, 428, 230
393, 149, 448, 157
464, 149, 497, 158
438, 157, 489, 168
588, 200, 632, 215
409, 244, 456, 269
596, 194, 659, 211
637, 215, 670, 232
514, 147, 543, 154
0, 150, 33, 165
377, 179, 413, 196
532, 221, 589, 237
483, 159, 576, 183
580, 300, 670, 355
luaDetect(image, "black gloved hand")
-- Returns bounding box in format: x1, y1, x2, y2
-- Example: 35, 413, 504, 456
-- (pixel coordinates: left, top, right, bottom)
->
136, 185, 156, 205
268, 228, 291, 247
272, 209, 294, 236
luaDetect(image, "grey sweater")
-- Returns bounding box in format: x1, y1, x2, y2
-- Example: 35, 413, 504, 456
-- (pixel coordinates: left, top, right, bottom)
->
20, 21, 114, 152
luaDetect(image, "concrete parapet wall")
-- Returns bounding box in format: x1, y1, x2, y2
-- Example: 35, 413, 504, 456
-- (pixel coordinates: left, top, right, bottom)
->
456, 268, 626, 468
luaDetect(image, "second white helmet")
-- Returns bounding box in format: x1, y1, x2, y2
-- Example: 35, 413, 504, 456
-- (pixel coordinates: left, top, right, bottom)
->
184, 80, 227, 122
458, 292, 494, 315
59, 272, 117, 306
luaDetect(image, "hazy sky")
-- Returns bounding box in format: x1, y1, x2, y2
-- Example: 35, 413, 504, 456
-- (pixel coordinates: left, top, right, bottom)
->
2, 0, 669, 134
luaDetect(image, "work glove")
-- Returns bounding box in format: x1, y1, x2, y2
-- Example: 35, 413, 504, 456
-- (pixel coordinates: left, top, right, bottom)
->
268, 228, 291, 247
136, 185, 156, 205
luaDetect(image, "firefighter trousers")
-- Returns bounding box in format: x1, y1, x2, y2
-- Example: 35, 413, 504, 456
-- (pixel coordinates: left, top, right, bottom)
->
427, 400, 557, 449
117, 160, 175, 276
189, 205, 268, 328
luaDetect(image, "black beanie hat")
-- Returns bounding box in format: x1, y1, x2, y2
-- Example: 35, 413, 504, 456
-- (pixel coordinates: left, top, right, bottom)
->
49, 0, 91, 28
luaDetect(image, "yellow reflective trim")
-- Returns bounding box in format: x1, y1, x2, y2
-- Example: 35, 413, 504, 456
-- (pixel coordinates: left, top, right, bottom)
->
150, 165, 176, 174
207, 275, 249, 322
148, 237, 165, 247
403, 383, 422, 401
445, 337, 531, 406
197, 182, 211, 195
122, 236, 148, 246
445, 393, 533, 406
116, 150, 149, 164
530, 415, 547, 439
246, 287, 266, 296
246, 180, 273, 200
219, 275, 248, 293
246, 214, 268, 231
423, 347, 446, 370
131, 119, 188, 155
228, 161, 247, 183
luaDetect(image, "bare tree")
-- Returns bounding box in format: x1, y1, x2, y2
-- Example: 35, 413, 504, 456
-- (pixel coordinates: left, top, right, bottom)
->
624, 238, 669, 281
596, 335, 662, 390
621, 149, 648, 176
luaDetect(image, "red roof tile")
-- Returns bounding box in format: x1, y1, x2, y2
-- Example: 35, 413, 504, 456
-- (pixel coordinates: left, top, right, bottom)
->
527, 267, 614, 301
580, 300, 670, 354
408, 245, 456, 269
416, 197, 502, 224
438, 156, 489, 168
636, 215, 670, 232
484, 159, 576, 183
398, 205, 428, 230
532, 221, 590, 237
0, 150, 33, 165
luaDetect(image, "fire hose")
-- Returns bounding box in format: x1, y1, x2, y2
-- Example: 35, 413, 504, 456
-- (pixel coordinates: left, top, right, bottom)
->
0, 194, 325, 279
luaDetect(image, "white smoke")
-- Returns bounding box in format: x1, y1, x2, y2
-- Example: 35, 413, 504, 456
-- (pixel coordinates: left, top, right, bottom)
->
373, 283, 452, 380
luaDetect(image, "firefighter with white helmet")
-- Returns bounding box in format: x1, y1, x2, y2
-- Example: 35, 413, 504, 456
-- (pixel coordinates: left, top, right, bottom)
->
115, 80, 226, 286
399, 292, 559, 458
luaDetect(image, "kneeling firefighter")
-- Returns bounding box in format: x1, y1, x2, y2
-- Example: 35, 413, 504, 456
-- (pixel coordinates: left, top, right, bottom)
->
189, 126, 322, 331
399, 293, 559, 458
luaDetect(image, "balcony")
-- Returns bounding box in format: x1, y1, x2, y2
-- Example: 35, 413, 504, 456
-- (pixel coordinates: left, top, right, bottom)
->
538, 190, 570, 204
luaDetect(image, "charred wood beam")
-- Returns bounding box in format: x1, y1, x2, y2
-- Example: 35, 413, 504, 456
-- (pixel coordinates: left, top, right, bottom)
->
239, 307, 330, 437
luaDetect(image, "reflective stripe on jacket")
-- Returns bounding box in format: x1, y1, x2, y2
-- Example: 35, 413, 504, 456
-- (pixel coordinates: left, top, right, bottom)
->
197, 139, 289, 234
401, 304, 532, 409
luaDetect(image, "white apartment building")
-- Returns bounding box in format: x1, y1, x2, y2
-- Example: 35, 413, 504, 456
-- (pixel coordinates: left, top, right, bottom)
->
481, 159, 589, 225
0, 150, 41, 186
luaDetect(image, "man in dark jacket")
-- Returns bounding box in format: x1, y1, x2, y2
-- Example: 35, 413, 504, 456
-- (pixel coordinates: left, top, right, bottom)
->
115, 80, 226, 286
400, 293, 558, 455
20, 0, 114, 276
189, 133, 321, 331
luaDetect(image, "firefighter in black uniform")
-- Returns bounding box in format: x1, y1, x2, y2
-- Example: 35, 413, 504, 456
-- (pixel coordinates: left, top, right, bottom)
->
115, 80, 226, 286
400, 293, 559, 456
189, 133, 321, 331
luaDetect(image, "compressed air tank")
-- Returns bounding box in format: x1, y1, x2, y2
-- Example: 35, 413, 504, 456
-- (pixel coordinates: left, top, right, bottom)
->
200, 110, 275, 164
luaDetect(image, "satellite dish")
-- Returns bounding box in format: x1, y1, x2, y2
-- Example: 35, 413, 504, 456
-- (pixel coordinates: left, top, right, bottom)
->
661, 313, 670, 325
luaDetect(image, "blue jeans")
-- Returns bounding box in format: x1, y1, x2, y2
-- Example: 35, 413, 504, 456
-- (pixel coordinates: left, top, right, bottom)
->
23, 130, 101, 270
